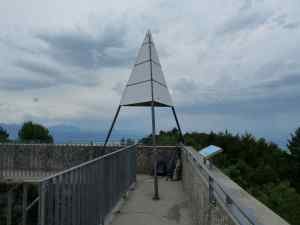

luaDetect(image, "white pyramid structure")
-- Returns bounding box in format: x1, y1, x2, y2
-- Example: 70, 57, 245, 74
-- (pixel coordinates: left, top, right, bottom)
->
104, 30, 184, 151
120, 31, 173, 107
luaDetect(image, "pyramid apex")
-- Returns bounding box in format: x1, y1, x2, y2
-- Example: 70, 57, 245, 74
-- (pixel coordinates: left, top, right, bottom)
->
143, 30, 153, 44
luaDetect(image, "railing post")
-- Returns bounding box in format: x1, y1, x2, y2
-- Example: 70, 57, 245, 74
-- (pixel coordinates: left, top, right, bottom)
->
7, 190, 12, 225
39, 183, 46, 225
22, 184, 28, 225
226, 195, 233, 205
32, 145, 136, 225
208, 176, 216, 206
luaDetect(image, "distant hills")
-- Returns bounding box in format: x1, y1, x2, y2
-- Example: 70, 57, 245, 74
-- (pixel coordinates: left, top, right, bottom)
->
0, 123, 288, 148
0, 123, 20, 139
0, 123, 144, 144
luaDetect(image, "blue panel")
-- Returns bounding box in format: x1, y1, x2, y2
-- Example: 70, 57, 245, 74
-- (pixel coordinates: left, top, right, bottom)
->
198, 145, 223, 158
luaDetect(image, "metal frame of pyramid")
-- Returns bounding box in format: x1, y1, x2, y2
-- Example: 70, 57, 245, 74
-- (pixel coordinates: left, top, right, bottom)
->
104, 30, 184, 200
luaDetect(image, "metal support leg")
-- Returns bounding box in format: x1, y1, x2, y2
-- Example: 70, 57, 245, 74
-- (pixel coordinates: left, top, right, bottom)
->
171, 107, 184, 143
104, 105, 121, 148
22, 184, 28, 225
151, 103, 159, 200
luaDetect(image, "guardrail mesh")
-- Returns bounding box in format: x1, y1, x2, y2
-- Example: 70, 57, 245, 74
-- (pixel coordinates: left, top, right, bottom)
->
38, 145, 136, 225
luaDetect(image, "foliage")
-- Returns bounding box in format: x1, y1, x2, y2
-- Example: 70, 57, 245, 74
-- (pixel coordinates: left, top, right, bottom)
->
140, 128, 300, 225
288, 128, 300, 159
120, 137, 126, 146
288, 127, 300, 194
0, 126, 9, 142
140, 128, 181, 145
126, 138, 135, 145
120, 138, 135, 146
18, 121, 53, 143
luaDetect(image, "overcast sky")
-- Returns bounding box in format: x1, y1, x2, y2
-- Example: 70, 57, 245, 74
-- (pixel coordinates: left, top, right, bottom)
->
0, 0, 299, 143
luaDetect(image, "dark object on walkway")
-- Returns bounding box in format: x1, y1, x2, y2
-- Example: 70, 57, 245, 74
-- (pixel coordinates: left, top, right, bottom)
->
172, 157, 182, 181
166, 151, 177, 180
167, 149, 182, 181
151, 158, 167, 176
150, 149, 182, 180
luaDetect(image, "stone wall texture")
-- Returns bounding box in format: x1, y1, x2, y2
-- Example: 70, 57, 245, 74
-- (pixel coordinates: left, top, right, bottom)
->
0, 144, 178, 178
0, 144, 120, 178
182, 148, 237, 225
136, 145, 180, 174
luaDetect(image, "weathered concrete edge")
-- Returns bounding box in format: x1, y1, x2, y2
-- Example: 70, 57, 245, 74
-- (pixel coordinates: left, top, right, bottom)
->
183, 146, 290, 225
184, 149, 240, 225
103, 182, 136, 225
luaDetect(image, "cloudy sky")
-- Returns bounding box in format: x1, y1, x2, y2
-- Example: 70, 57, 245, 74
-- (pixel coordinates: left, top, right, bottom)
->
0, 0, 299, 144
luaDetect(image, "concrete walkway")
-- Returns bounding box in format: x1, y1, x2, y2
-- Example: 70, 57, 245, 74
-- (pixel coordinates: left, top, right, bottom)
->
111, 175, 192, 225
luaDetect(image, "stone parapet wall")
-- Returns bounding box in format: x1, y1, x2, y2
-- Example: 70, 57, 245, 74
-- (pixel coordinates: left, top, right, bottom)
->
0, 144, 178, 179
0, 144, 120, 178
182, 146, 290, 225
182, 147, 236, 225
136, 145, 180, 174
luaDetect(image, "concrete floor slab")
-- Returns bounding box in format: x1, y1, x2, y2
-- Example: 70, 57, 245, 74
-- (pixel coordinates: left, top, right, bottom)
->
111, 175, 192, 225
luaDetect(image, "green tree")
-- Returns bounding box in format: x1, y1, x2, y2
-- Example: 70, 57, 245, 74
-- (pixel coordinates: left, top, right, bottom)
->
259, 182, 300, 225
126, 138, 135, 145
18, 121, 53, 143
120, 138, 125, 146
288, 127, 300, 193
140, 128, 300, 225
288, 127, 300, 161
0, 126, 9, 142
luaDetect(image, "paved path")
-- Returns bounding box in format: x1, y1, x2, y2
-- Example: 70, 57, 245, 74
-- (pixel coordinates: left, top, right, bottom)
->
111, 175, 192, 225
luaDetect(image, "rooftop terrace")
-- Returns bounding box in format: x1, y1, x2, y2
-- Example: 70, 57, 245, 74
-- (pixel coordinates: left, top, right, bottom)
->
0, 144, 290, 225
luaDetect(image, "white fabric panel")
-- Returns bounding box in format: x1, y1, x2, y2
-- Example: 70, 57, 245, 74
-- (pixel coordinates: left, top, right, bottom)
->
120, 30, 173, 107
135, 43, 149, 64
150, 43, 160, 64
151, 63, 167, 85
153, 82, 173, 106
127, 62, 151, 85
120, 81, 152, 106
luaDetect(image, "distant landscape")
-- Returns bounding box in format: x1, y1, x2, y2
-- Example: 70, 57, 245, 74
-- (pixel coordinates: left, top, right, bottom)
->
141, 128, 300, 225
0, 123, 289, 148
1, 121, 300, 224
0, 123, 144, 144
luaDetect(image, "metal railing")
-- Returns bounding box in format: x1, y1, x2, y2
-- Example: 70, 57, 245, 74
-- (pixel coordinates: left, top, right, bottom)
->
182, 146, 290, 225
1, 144, 136, 225
38, 144, 136, 225
183, 146, 258, 225
0, 183, 40, 225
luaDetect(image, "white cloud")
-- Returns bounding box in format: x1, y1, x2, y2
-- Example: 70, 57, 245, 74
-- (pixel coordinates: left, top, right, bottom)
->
0, 0, 299, 143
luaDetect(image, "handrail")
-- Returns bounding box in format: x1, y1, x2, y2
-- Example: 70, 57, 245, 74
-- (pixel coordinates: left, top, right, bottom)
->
26, 196, 40, 211
1, 144, 137, 225
191, 154, 255, 224
38, 144, 137, 225
39, 144, 137, 182
183, 146, 289, 225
